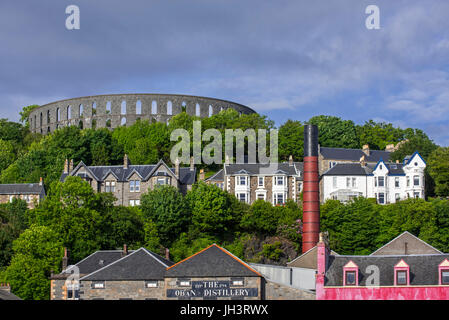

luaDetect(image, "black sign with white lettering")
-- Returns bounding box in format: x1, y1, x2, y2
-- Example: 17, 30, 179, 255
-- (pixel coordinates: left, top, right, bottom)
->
166, 280, 258, 298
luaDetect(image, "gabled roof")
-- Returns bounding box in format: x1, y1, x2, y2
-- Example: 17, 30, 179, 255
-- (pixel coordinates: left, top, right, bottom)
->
64, 250, 134, 275
80, 248, 174, 281
320, 147, 391, 163
61, 160, 196, 185
370, 231, 443, 256
322, 163, 373, 176
287, 246, 339, 269
224, 162, 300, 176
205, 169, 224, 182
0, 183, 45, 196
165, 244, 262, 278
0, 289, 21, 300
325, 254, 449, 286
405, 151, 427, 165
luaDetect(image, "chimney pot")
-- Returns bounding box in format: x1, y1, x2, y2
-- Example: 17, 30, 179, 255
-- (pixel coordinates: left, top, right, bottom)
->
165, 248, 170, 260
190, 156, 194, 171
39, 177, 43, 186
362, 144, 370, 156
289, 155, 293, 166
64, 159, 69, 174
69, 159, 74, 172
124, 154, 129, 169
122, 244, 128, 257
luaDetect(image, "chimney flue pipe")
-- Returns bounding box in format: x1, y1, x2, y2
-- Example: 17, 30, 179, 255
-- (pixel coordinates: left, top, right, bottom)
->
302, 124, 320, 253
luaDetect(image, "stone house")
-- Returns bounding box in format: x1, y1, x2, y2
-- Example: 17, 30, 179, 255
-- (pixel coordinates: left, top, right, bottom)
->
60, 155, 196, 206
206, 156, 303, 205
0, 179, 46, 209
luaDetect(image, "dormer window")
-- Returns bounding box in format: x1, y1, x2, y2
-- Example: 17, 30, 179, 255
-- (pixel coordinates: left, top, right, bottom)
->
394, 260, 410, 286
274, 176, 285, 186
130, 180, 140, 192
237, 176, 247, 186
105, 181, 116, 193
439, 259, 449, 285
343, 261, 359, 286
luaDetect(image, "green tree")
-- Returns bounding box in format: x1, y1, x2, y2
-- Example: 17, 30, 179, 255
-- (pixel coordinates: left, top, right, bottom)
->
140, 185, 190, 247
0, 139, 16, 173
278, 120, 304, 161
240, 200, 280, 235
186, 182, 242, 237
390, 128, 438, 162
356, 120, 404, 150
1, 225, 63, 300
19, 105, 40, 125
427, 147, 449, 197
308, 115, 359, 149
0, 199, 29, 267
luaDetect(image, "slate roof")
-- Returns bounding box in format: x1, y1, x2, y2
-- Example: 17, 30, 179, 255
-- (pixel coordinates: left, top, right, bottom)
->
165, 244, 262, 278
322, 162, 405, 176
0, 183, 45, 195
205, 169, 224, 182
320, 147, 391, 162
325, 254, 449, 286
61, 161, 196, 185
64, 250, 135, 275
80, 248, 174, 281
0, 289, 21, 300
224, 162, 301, 176
370, 231, 443, 256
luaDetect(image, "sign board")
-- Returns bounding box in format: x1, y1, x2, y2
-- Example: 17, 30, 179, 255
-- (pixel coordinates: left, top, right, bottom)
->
166, 280, 258, 298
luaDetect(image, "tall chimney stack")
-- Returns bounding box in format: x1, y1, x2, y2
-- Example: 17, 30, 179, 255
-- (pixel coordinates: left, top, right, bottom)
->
64, 159, 69, 174
122, 244, 128, 257
302, 124, 320, 253
165, 248, 170, 260
62, 247, 69, 271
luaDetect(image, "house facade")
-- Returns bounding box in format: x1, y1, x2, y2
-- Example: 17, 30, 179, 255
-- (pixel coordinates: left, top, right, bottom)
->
206, 156, 303, 205
321, 152, 426, 204
316, 232, 449, 300
0, 179, 46, 209
60, 155, 196, 206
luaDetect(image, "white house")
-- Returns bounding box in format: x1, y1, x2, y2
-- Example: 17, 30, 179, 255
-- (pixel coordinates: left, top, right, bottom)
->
322, 152, 426, 204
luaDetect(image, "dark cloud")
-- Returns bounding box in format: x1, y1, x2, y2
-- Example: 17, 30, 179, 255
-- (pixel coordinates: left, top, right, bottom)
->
0, 0, 448, 145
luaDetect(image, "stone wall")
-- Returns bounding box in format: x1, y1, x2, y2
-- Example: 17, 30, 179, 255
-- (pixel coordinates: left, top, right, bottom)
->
79, 280, 165, 300
264, 280, 315, 300
29, 94, 256, 134
0, 194, 41, 209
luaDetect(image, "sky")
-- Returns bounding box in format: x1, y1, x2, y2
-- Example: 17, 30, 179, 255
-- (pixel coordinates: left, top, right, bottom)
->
1, 0, 449, 146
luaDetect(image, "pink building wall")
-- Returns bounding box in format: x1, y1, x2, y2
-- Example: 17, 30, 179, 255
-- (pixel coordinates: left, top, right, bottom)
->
316, 240, 449, 300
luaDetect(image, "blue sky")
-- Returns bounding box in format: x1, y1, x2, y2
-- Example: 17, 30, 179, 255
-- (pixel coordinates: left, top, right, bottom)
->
1, 0, 449, 145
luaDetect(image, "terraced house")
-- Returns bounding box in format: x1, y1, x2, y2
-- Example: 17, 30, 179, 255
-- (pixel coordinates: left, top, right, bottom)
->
0, 178, 46, 209
60, 155, 196, 206
205, 156, 303, 205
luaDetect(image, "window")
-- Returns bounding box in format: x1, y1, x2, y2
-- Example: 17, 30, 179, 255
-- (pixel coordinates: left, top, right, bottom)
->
232, 279, 244, 286
129, 200, 140, 207
237, 193, 247, 203
179, 280, 191, 287
329, 161, 337, 169
395, 193, 400, 202
333, 177, 337, 188
352, 177, 356, 188
157, 177, 169, 185
345, 271, 356, 286
413, 175, 419, 186
274, 193, 285, 205
378, 193, 385, 204
275, 176, 284, 186
395, 177, 400, 188
378, 176, 384, 187
105, 181, 116, 193
346, 177, 350, 188
441, 271, 449, 285
129, 180, 140, 192
414, 192, 420, 199
216, 183, 224, 190
145, 281, 158, 288
374, 177, 377, 187
407, 177, 410, 187
258, 176, 264, 187
237, 176, 247, 186
256, 193, 265, 201
92, 282, 105, 289
396, 271, 407, 285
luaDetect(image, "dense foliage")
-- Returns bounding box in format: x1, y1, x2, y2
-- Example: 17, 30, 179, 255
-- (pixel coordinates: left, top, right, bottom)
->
0, 106, 447, 299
